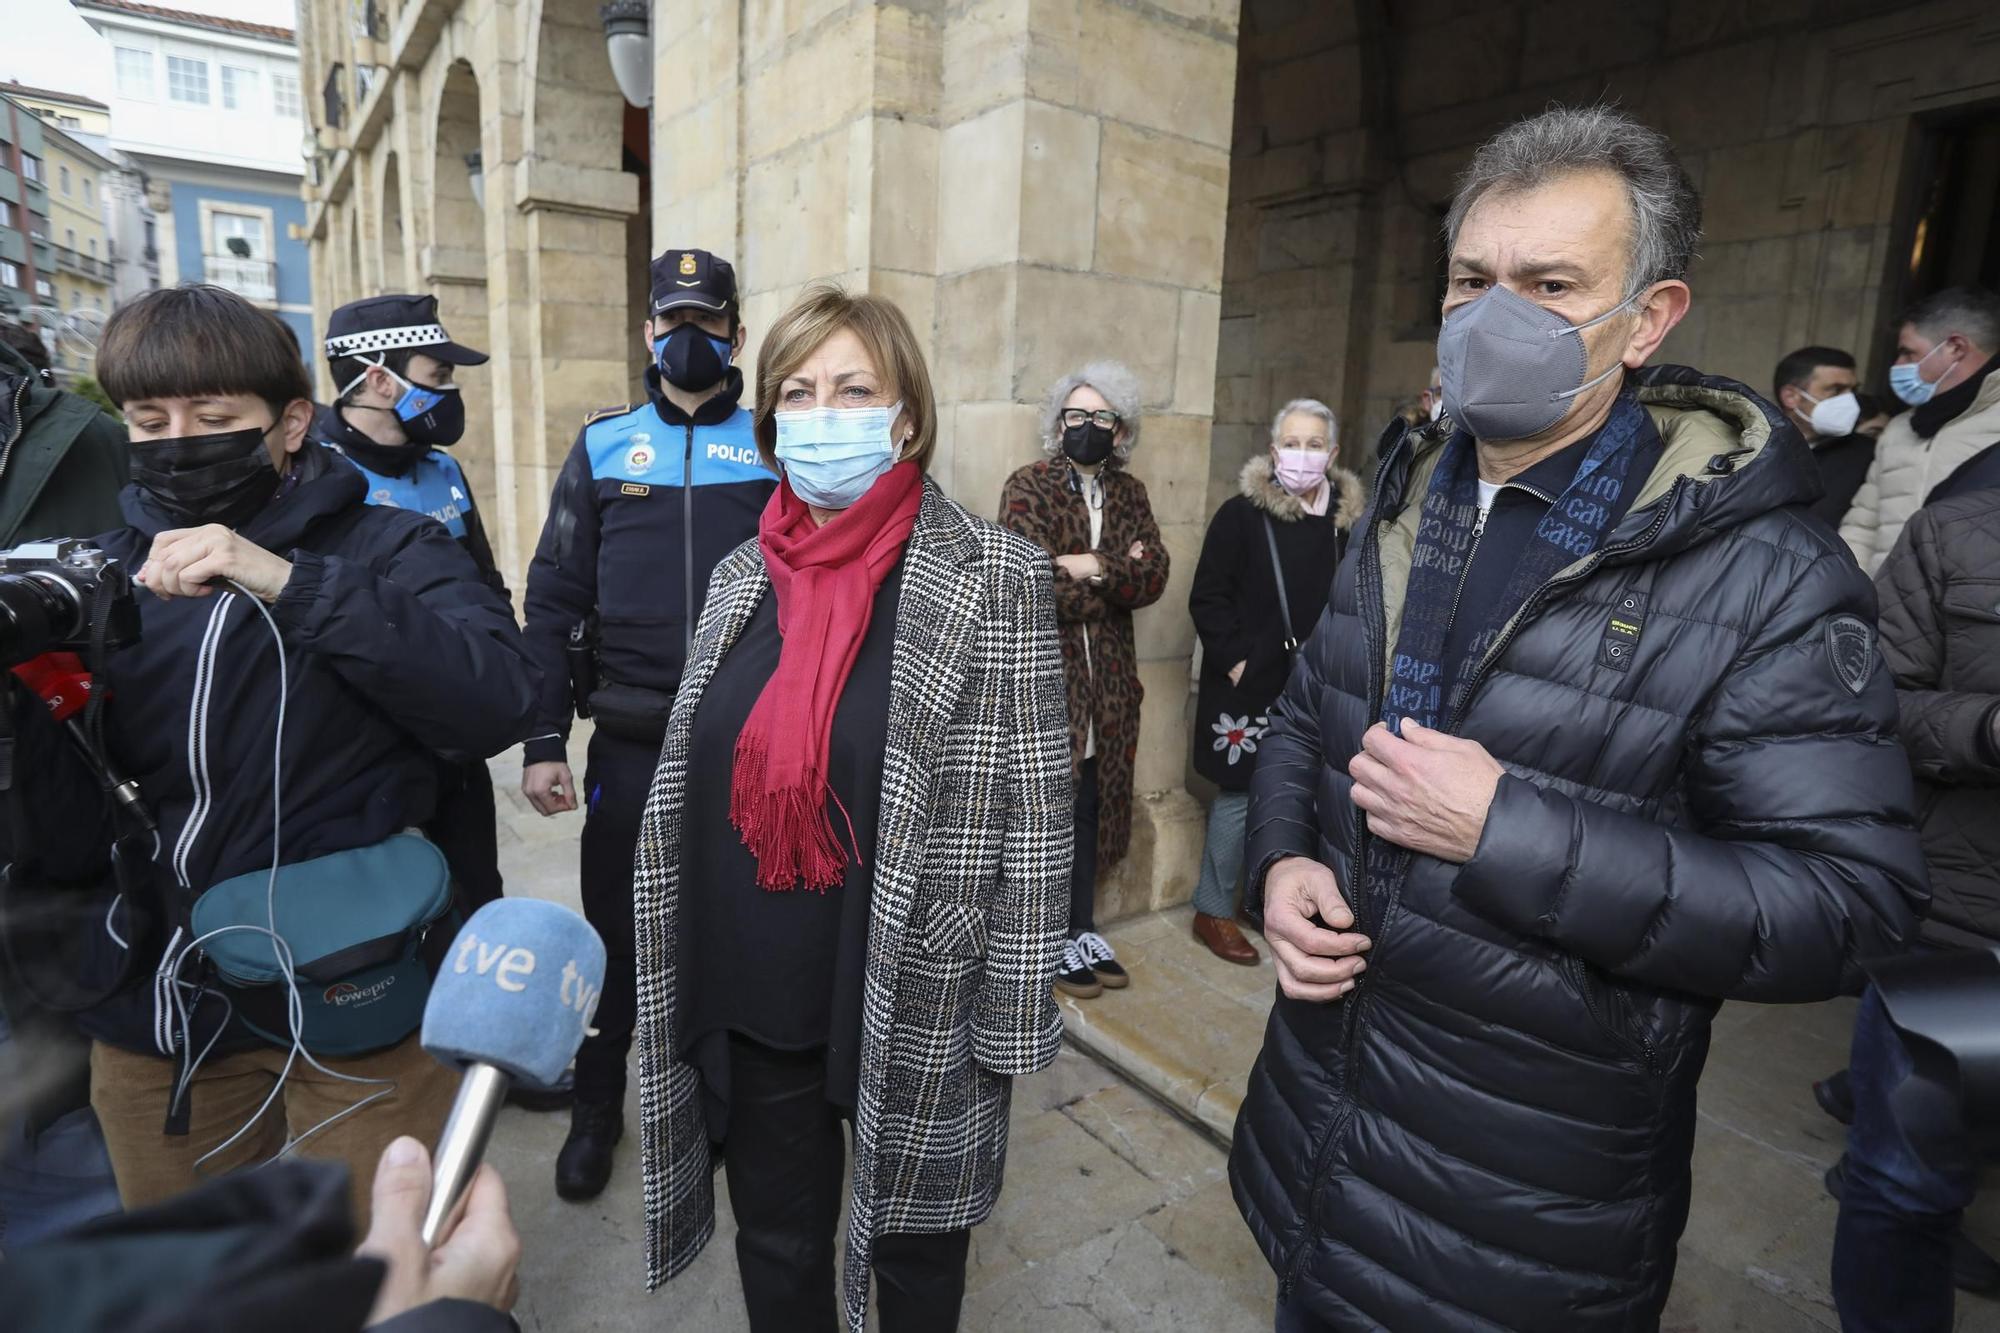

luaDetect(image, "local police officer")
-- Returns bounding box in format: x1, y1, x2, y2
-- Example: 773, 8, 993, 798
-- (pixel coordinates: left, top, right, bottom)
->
319, 295, 512, 919
521, 248, 775, 1200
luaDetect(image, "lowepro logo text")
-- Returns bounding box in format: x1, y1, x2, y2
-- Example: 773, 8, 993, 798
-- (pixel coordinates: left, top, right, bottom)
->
322, 975, 397, 1008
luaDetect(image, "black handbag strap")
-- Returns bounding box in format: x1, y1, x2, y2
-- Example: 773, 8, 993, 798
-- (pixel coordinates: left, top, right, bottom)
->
1261, 514, 1298, 652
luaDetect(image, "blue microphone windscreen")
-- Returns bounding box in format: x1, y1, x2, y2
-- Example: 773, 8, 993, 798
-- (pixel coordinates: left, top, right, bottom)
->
422, 898, 607, 1088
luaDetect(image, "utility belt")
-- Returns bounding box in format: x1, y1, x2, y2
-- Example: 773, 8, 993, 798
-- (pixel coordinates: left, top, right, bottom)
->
567, 615, 675, 744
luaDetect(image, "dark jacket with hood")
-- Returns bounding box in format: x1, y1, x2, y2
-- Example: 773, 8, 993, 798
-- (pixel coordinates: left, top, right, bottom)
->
1874, 487, 2000, 949
1230, 367, 1928, 1330
0, 338, 129, 546
30, 444, 538, 1056
520, 367, 774, 766
1189, 453, 1363, 790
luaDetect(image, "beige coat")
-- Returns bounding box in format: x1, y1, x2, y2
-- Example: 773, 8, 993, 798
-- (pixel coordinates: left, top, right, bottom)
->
1839, 374, 2000, 574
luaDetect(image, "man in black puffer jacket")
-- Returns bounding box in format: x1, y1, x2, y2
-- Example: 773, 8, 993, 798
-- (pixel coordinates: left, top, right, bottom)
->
1232, 107, 1929, 1332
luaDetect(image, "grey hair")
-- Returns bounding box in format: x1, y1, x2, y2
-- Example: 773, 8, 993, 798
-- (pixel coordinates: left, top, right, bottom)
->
1039, 360, 1144, 461
1902, 286, 2000, 354
1270, 397, 1337, 447
1445, 105, 1703, 299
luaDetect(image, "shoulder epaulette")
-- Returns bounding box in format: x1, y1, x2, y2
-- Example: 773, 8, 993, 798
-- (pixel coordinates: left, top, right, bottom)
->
583, 403, 638, 427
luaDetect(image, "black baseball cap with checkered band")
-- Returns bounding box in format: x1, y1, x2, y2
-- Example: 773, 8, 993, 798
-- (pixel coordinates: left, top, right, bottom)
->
323, 293, 489, 365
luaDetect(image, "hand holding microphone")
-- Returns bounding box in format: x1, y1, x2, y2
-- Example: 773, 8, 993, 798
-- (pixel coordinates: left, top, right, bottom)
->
359, 1136, 521, 1328
419, 898, 606, 1246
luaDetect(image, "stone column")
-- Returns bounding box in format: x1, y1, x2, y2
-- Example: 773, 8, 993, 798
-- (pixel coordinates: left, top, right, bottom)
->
929, 0, 1241, 921
649, 0, 1242, 923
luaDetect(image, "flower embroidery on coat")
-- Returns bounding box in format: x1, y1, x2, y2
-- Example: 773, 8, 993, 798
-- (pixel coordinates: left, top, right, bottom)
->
1212, 713, 1267, 765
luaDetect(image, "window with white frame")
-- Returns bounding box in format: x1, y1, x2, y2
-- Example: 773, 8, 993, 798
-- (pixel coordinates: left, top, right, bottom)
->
167, 55, 210, 104
0, 200, 12, 227
88, 238, 98, 257
59, 164, 70, 194
210, 209, 268, 258
115, 47, 154, 99
65, 228, 75, 248
272, 72, 301, 119
0, 261, 19, 289
221, 65, 260, 111
19, 154, 41, 183
34, 278, 52, 299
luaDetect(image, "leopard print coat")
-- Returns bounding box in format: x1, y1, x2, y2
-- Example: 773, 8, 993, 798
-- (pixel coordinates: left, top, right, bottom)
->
999, 458, 1169, 871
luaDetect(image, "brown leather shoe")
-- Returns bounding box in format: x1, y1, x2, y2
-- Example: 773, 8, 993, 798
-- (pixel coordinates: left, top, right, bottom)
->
1194, 912, 1260, 965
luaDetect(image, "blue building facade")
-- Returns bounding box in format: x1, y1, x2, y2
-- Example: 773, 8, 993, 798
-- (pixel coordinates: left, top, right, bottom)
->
161, 166, 313, 352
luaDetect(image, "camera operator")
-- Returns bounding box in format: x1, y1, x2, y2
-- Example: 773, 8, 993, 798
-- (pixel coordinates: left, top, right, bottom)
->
2, 284, 538, 1224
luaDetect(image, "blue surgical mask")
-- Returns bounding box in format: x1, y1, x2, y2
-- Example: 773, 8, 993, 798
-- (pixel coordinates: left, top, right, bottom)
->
773, 402, 904, 510
1889, 340, 1953, 407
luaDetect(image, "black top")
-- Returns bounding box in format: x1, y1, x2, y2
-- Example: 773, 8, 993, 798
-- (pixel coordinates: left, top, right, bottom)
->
677, 559, 903, 1130
1438, 414, 1664, 707
1807, 432, 1876, 527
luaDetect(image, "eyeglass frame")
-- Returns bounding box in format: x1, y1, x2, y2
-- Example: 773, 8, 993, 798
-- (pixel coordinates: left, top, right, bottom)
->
1060, 407, 1123, 431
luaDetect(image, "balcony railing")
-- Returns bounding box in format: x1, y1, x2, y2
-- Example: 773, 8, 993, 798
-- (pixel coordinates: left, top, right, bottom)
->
54, 246, 109, 281
203, 253, 277, 303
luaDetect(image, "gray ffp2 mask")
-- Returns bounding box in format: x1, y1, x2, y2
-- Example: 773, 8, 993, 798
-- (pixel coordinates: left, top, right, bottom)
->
1436, 284, 1637, 441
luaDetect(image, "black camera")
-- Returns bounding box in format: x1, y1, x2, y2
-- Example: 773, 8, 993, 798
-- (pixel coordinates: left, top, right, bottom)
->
0, 539, 141, 669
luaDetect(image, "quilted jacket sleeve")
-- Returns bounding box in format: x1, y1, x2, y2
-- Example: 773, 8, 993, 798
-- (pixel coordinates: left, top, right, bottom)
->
1875, 507, 2000, 784
1241, 585, 1337, 926
974, 547, 1071, 1075
1454, 548, 1928, 1001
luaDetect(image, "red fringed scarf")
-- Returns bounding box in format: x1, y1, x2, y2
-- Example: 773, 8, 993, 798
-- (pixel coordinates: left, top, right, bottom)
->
730, 461, 923, 890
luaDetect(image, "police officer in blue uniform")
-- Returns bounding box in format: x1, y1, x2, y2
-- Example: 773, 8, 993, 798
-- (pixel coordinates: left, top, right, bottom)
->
521, 248, 776, 1199
317, 296, 513, 922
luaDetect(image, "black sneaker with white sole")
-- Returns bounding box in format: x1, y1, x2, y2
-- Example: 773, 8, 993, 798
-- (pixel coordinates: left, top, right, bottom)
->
1054, 936, 1102, 998
1075, 930, 1128, 988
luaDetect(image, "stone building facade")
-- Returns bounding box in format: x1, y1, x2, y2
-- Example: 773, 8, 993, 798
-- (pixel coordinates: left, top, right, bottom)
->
298, 0, 2000, 922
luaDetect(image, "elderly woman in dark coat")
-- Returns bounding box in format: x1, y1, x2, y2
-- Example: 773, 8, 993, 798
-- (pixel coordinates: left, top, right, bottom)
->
1186, 398, 1363, 964
999, 360, 1169, 999
630, 285, 1071, 1333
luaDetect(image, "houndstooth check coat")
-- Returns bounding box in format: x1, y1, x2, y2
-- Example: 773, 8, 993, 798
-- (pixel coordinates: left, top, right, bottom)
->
632, 476, 1073, 1329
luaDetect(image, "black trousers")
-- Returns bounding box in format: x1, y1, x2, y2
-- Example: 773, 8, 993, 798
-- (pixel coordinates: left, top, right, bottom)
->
723, 1035, 970, 1333
574, 730, 656, 1105
425, 756, 504, 913
1069, 756, 1100, 935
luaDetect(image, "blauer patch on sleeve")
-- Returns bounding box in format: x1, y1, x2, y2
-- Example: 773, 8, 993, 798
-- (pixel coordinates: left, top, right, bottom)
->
1825, 614, 1875, 695
1597, 589, 1648, 673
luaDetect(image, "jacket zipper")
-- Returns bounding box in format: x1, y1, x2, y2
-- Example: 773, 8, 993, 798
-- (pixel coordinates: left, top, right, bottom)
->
1565, 954, 1662, 1076
1277, 460, 1683, 1300
0, 377, 29, 483
1278, 444, 1405, 1303
682, 423, 695, 667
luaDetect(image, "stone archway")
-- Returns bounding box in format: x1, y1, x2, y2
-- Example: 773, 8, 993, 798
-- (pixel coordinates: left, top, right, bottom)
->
428, 57, 497, 529
380, 150, 411, 291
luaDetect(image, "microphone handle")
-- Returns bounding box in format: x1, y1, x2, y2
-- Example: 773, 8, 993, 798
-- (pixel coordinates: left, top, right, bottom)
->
422, 1062, 511, 1246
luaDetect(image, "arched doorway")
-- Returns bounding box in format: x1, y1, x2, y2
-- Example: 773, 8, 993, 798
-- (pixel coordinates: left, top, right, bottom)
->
429, 58, 495, 536
381, 151, 410, 291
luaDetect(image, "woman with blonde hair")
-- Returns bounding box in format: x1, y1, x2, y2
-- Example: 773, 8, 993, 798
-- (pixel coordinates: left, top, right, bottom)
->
631, 283, 1071, 1332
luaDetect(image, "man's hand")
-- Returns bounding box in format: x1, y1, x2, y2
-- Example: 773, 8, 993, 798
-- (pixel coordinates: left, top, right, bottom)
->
1263, 856, 1371, 1001
359, 1136, 521, 1328
1348, 720, 1504, 863
137, 525, 293, 603
523, 760, 578, 816
1054, 553, 1104, 581
1228, 659, 1247, 687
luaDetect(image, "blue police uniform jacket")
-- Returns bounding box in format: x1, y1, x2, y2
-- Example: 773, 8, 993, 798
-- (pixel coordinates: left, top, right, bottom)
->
520, 367, 775, 766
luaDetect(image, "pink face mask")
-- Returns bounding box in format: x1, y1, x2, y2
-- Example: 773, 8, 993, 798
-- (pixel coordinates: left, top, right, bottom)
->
1273, 447, 1328, 496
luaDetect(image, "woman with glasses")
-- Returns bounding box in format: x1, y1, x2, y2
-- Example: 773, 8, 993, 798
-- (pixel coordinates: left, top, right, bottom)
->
1185, 398, 1362, 964
999, 362, 1169, 998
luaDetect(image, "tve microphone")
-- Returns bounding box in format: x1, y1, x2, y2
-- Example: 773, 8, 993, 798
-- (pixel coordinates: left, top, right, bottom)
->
419, 898, 605, 1245
11, 652, 153, 832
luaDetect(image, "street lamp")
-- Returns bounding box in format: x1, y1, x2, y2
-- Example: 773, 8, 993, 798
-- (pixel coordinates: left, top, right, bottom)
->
464, 152, 484, 210
600, 0, 650, 108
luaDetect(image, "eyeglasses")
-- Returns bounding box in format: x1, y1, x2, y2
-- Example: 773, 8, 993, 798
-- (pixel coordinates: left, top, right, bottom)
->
1061, 408, 1122, 431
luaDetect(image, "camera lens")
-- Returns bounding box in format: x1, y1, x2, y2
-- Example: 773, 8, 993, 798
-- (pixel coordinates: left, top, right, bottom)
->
0, 573, 82, 668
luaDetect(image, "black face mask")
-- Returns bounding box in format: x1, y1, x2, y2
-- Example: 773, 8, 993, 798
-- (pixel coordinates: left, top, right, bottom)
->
654, 322, 731, 392
1061, 420, 1117, 467
131, 425, 284, 530
400, 387, 465, 447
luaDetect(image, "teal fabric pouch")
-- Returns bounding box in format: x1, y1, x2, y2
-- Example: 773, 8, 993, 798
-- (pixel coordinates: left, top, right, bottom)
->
191, 833, 455, 1057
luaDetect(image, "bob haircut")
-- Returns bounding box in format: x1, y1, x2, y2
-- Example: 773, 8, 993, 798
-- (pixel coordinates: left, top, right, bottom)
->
754, 284, 937, 474
99, 284, 312, 415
